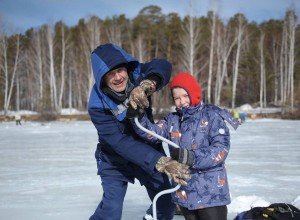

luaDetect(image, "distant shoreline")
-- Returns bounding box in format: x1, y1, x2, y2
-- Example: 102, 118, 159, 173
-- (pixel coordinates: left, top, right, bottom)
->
1, 110, 300, 122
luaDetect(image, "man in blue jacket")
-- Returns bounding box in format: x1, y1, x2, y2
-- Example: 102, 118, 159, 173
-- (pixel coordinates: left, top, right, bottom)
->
88, 43, 191, 220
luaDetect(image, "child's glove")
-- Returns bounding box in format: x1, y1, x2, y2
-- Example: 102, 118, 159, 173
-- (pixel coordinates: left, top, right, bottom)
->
170, 148, 194, 166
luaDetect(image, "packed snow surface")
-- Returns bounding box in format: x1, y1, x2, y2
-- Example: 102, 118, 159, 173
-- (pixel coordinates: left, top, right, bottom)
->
0, 118, 299, 219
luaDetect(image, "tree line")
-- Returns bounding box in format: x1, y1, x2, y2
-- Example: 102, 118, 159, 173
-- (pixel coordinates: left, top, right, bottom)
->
0, 5, 299, 116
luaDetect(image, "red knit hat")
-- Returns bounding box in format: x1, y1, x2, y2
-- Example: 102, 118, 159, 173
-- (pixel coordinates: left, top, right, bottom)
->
169, 73, 202, 107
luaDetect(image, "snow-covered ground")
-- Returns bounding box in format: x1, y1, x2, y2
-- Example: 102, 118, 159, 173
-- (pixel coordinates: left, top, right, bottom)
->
0, 119, 299, 220
0, 108, 87, 117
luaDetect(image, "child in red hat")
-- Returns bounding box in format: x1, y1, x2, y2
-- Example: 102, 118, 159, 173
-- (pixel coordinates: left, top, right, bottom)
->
169, 72, 202, 107
133, 72, 240, 220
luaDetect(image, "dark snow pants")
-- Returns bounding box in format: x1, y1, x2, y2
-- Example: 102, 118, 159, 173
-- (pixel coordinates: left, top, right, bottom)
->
89, 167, 175, 220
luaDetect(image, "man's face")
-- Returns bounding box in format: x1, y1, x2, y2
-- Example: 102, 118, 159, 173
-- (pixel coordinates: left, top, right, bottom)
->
103, 66, 128, 92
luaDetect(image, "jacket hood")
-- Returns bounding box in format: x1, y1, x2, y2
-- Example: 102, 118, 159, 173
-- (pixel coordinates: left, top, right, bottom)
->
91, 43, 139, 92
170, 72, 202, 107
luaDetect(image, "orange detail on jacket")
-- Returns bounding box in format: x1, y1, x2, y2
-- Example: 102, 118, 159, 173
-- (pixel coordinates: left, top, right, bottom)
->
146, 134, 153, 139
217, 176, 226, 187
215, 150, 225, 163
176, 190, 188, 200
171, 130, 181, 139
192, 143, 197, 150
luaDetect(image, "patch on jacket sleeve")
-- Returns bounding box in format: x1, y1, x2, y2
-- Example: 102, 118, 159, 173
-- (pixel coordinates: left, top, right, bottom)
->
218, 128, 225, 134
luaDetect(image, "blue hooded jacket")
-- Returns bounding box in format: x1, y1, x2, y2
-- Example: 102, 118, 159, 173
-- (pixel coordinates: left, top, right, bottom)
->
88, 43, 172, 180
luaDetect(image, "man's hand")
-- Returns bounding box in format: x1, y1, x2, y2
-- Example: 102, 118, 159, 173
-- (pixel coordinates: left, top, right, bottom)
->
128, 79, 156, 110
155, 157, 191, 186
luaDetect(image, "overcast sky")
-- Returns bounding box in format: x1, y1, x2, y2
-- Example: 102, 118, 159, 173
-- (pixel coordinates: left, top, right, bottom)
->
0, 0, 299, 33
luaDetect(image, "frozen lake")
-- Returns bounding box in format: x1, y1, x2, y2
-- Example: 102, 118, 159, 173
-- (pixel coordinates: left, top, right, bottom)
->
0, 119, 299, 219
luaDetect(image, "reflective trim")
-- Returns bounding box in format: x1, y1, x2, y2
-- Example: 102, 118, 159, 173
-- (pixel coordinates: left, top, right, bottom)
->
111, 99, 129, 116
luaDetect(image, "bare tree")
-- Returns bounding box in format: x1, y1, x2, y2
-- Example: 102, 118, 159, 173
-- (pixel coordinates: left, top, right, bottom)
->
0, 32, 9, 114
280, 22, 288, 106
180, 14, 201, 76
259, 31, 267, 108
125, 23, 136, 57
207, 10, 217, 103
177, 0, 202, 77
287, 10, 296, 112
67, 65, 73, 111
135, 34, 147, 62
279, 10, 296, 113
231, 14, 246, 109
214, 24, 236, 106
15, 70, 20, 111
106, 18, 122, 46
58, 24, 71, 111
45, 25, 58, 110
1, 34, 21, 114
271, 36, 280, 105
81, 16, 101, 102
27, 29, 44, 107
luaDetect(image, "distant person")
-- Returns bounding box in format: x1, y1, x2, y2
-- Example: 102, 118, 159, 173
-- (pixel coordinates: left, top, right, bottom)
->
239, 112, 247, 123
87, 43, 191, 220
15, 113, 21, 126
133, 73, 240, 220
233, 109, 240, 121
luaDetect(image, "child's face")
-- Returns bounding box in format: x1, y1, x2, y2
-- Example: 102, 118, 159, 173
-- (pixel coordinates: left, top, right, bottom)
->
172, 87, 190, 108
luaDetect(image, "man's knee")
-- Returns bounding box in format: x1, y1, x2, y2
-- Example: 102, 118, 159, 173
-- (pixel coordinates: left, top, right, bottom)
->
90, 200, 123, 220
91, 179, 127, 219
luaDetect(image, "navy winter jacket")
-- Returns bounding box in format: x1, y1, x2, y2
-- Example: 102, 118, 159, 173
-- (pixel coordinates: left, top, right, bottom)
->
133, 103, 240, 209
88, 44, 172, 181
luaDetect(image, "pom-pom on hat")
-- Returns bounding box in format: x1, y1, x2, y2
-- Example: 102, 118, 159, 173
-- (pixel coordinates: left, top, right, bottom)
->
169, 72, 202, 107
